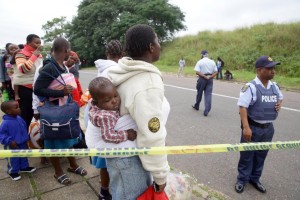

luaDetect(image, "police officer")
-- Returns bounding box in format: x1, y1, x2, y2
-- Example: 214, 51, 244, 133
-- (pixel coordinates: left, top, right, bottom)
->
235, 56, 283, 193
192, 50, 218, 116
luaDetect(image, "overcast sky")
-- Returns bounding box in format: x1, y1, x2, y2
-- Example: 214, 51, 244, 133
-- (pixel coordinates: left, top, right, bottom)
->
0, 0, 300, 48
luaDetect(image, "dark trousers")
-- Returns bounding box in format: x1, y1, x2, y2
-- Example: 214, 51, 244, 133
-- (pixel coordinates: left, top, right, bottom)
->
19, 86, 33, 129
237, 123, 274, 184
194, 77, 213, 114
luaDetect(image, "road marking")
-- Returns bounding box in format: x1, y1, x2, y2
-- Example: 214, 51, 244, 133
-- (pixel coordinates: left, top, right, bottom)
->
165, 84, 300, 113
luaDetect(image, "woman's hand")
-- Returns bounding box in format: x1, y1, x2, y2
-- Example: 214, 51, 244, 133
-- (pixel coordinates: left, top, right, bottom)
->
63, 85, 73, 95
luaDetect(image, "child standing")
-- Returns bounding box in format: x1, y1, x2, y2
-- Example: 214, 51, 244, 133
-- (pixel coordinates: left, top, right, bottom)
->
86, 77, 137, 200
0, 100, 36, 180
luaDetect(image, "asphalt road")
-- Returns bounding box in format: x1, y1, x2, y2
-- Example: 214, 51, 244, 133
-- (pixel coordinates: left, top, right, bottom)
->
79, 70, 300, 200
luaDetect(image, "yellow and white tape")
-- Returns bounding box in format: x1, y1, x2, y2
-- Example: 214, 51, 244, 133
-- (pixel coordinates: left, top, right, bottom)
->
0, 140, 299, 158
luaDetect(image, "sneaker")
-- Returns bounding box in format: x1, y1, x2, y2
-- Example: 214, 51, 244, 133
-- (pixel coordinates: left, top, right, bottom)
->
9, 173, 21, 181
20, 167, 36, 173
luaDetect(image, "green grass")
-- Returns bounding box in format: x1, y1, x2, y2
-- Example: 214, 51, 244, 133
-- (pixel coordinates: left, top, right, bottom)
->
158, 22, 300, 78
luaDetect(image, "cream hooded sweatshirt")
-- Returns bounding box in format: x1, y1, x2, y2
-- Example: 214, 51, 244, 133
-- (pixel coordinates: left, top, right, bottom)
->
107, 57, 170, 185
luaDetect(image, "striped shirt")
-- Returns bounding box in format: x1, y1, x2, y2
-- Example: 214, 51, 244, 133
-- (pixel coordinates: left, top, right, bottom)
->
88, 104, 128, 143
15, 45, 39, 74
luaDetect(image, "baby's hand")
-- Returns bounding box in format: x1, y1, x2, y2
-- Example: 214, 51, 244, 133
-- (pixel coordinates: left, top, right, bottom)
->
127, 129, 137, 141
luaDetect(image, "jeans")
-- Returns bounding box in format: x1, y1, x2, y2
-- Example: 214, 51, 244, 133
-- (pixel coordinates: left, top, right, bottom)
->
106, 156, 152, 200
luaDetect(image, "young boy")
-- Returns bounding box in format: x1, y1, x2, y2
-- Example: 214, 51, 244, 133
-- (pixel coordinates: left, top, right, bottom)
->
0, 100, 36, 180
86, 77, 137, 200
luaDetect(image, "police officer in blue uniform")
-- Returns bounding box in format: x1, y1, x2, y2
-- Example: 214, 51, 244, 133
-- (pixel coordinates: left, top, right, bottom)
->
235, 56, 283, 193
192, 50, 218, 116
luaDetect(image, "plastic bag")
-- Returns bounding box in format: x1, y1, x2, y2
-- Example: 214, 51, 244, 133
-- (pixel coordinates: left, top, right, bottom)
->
165, 170, 196, 200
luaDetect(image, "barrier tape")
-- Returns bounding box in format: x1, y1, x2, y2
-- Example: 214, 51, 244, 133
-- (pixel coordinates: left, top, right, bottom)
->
0, 140, 299, 158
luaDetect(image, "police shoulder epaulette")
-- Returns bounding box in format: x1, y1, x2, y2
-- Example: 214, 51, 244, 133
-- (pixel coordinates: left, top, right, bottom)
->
241, 84, 250, 93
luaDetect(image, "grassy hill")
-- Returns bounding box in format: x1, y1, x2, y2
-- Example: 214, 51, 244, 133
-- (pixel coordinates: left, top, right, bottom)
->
157, 22, 300, 78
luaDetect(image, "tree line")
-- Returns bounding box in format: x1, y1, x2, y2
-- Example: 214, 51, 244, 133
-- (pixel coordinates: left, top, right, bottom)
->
41, 0, 186, 65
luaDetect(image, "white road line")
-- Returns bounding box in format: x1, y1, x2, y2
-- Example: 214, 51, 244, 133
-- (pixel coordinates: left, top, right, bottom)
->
165, 84, 300, 113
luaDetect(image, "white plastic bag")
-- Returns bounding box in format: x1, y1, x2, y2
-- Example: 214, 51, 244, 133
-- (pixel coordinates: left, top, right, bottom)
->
165, 170, 196, 200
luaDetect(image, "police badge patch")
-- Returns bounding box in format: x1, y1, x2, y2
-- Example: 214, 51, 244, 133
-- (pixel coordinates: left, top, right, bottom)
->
241, 85, 249, 93
148, 117, 160, 133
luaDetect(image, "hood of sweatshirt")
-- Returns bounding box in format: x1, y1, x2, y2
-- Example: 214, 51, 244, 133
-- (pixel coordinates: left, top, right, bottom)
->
107, 57, 162, 86
94, 59, 117, 76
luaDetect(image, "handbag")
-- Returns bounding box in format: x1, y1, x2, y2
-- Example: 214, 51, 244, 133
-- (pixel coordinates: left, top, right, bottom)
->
38, 95, 81, 140
37, 64, 81, 140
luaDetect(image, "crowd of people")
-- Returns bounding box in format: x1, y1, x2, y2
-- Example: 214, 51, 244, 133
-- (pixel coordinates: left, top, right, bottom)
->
0, 24, 170, 200
0, 23, 284, 200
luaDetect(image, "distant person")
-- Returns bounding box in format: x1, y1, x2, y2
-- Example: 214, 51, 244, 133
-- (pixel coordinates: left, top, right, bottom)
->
0, 100, 36, 181
177, 57, 186, 77
64, 51, 84, 107
0, 43, 15, 101
235, 56, 283, 194
216, 57, 224, 79
192, 50, 218, 116
224, 70, 233, 80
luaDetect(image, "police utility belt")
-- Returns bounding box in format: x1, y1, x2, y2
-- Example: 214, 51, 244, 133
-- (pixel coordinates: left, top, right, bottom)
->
248, 117, 271, 129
